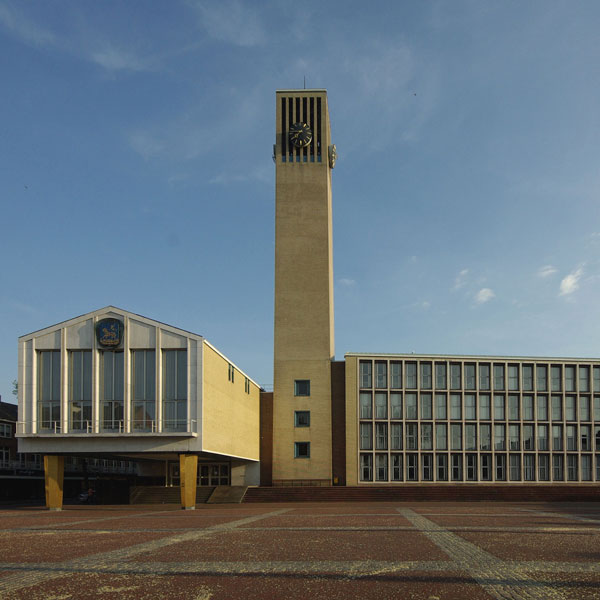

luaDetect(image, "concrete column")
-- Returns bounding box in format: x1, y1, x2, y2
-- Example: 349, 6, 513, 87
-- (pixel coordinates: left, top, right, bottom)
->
44, 455, 65, 511
179, 454, 198, 510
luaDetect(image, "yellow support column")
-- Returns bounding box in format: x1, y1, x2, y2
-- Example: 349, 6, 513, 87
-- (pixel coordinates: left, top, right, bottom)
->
44, 455, 65, 511
179, 454, 198, 510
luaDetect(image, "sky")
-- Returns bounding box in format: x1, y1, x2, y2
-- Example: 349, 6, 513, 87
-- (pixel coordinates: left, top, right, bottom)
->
1, 1, 600, 405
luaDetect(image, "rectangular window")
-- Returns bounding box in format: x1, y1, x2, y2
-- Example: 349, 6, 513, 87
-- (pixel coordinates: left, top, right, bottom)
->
450, 394, 462, 419
163, 350, 187, 432
594, 367, 600, 393
406, 423, 418, 450
38, 350, 61, 431
405, 393, 417, 420
375, 392, 387, 419
565, 396, 576, 421
465, 363, 476, 390
580, 396, 590, 421
376, 454, 388, 481
596, 425, 600, 451
421, 423, 433, 450
436, 423, 447, 450
407, 454, 418, 481
523, 364, 533, 391
360, 454, 372, 481
465, 423, 477, 450
565, 365, 576, 392
509, 424, 520, 450
508, 395, 519, 420
295, 410, 310, 427
479, 364, 490, 390
553, 454, 564, 481
494, 395, 505, 420
390, 362, 402, 388
566, 425, 577, 451
553, 425, 563, 450
435, 363, 447, 389
391, 454, 402, 481
294, 379, 310, 396
538, 454, 549, 481
495, 454, 506, 481
524, 454, 535, 481
451, 454, 463, 481
421, 362, 432, 390
581, 425, 591, 451
420, 393, 432, 419
294, 441, 310, 458
375, 361, 387, 388
435, 394, 447, 419
466, 454, 477, 481
391, 423, 402, 450
228, 363, 235, 382
360, 423, 373, 450
508, 365, 519, 391
494, 424, 506, 451
480, 424, 491, 450
450, 363, 461, 390
390, 392, 402, 419
68, 350, 92, 431
376, 423, 388, 450
481, 454, 492, 481
359, 361, 372, 388
581, 455, 592, 481
522, 395, 534, 420
422, 454, 433, 481
406, 362, 417, 388
359, 392, 372, 419
595, 396, 600, 421
551, 395, 562, 421
523, 424, 535, 450
131, 349, 155, 432
551, 365, 562, 392
479, 394, 491, 420
567, 454, 578, 481
537, 424, 548, 451
450, 423, 462, 450
437, 453, 448, 481
493, 364, 505, 390
464, 394, 476, 420
537, 365, 548, 392
537, 395, 548, 421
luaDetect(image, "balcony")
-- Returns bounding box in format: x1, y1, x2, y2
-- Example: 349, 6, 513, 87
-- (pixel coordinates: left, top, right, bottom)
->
16, 419, 198, 437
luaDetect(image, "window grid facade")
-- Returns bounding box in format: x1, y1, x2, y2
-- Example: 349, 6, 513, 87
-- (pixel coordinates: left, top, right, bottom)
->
357, 357, 600, 483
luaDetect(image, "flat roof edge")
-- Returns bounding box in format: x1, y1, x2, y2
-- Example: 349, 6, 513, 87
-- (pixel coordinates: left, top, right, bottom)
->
344, 352, 600, 362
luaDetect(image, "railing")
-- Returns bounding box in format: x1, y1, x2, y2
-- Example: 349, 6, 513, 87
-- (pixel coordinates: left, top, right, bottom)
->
17, 419, 198, 435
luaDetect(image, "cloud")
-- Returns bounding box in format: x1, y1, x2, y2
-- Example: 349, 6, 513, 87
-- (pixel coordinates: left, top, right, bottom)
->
90, 44, 153, 72
128, 132, 165, 160
475, 288, 495, 304
191, 0, 265, 47
537, 265, 557, 278
559, 266, 584, 296
0, 3, 55, 46
338, 278, 356, 287
452, 268, 469, 290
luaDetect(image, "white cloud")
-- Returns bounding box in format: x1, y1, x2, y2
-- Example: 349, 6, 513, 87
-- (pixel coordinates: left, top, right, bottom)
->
90, 44, 153, 72
191, 0, 265, 47
475, 288, 495, 304
559, 266, 584, 296
128, 131, 165, 160
338, 278, 356, 287
537, 265, 557, 278
0, 3, 55, 47
452, 268, 469, 290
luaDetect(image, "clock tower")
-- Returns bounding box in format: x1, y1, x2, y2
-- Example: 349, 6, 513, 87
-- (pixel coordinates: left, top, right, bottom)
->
273, 89, 336, 484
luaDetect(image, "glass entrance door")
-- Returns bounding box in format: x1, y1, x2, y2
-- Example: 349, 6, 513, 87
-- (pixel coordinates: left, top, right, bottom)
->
198, 463, 230, 486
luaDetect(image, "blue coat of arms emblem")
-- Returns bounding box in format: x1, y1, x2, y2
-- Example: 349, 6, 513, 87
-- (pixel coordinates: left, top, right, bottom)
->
96, 318, 124, 348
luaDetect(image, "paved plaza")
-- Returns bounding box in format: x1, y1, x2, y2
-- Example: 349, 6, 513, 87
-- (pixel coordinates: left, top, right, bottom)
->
0, 501, 599, 599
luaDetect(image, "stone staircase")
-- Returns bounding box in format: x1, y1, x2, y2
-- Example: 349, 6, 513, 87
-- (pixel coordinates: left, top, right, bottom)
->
243, 484, 600, 503
129, 486, 216, 504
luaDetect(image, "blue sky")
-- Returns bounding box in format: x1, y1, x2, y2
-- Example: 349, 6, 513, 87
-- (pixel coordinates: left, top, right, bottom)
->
2, 1, 600, 404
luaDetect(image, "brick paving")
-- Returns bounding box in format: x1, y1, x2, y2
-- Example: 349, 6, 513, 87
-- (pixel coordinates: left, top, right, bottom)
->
0, 501, 598, 599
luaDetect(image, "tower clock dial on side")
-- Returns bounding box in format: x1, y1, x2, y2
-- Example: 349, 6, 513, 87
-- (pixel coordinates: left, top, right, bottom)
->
289, 122, 312, 148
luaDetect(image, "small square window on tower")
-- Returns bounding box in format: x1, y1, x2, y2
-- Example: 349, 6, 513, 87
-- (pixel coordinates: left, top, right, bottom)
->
294, 410, 310, 427
294, 379, 310, 396
294, 441, 310, 458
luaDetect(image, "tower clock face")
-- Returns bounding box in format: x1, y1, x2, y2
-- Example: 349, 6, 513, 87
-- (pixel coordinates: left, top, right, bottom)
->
289, 122, 312, 148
